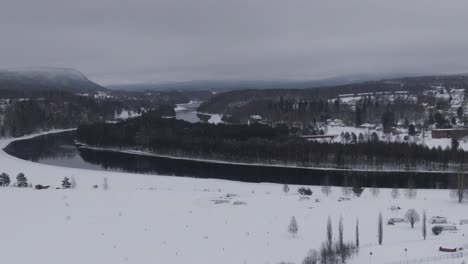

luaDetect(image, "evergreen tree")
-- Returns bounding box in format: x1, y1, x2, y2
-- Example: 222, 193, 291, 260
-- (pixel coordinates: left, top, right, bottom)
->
62, 177, 71, 189
16, 173, 28, 188
0, 173, 10, 186
355, 218, 360, 248
326, 216, 333, 252
452, 138, 460, 151
378, 212, 383, 245
408, 124, 416, 136
283, 184, 290, 193
288, 216, 298, 237
422, 210, 427, 240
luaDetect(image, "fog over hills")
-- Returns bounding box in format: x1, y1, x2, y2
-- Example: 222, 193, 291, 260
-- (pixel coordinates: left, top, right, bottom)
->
0, 67, 106, 93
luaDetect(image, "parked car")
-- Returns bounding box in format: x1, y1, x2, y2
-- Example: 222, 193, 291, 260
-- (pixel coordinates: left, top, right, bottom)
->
431, 216, 448, 224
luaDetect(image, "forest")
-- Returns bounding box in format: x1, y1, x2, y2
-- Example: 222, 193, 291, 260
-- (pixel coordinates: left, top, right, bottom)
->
76, 110, 468, 172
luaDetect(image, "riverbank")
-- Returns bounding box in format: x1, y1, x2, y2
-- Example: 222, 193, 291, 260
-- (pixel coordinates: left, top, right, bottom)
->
75, 142, 463, 174
0, 130, 467, 264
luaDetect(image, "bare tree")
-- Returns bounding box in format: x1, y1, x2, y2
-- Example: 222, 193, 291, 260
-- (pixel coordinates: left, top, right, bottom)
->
283, 184, 290, 194
378, 212, 383, 245
326, 216, 333, 252
70, 176, 77, 189
322, 174, 332, 197
338, 216, 345, 262
102, 177, 109, 191
405, 209, 420, 228
371, 185, 380, 197
391, 185, 400, 199
405, 177, 417, 199
453, 173, 467, 203
422, 210, 427, 240
355, 218, 359, 248
288, 216, 298, 237
342, 173, 351, 197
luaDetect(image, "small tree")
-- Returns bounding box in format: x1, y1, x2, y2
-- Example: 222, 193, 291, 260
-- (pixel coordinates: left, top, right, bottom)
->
283, 184, 290, 193
0, 173, 10, 186
422, 210, 427, 240
371, 185, 380, 197
288, 216, 298, 237
326, 216, 333, 252
391, 186, 400, 199
102, 177, 109, 191
405, 177, 417, 199
355, 218, 360, 248
338, 216, 345, 261
452, 173, 467, 203
378, 212, 383, 245
62, 177, 71, 189
16, 173, 28, 188
321, 175, 331, 197
70, 176, 77, 189
352, 177, 364, 197
298, 187, 312, 196
405, 209, 420, 228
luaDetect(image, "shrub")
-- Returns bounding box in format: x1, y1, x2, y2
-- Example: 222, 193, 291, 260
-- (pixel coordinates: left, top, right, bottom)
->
432, 226, 443, 235
298, 187, 313, 196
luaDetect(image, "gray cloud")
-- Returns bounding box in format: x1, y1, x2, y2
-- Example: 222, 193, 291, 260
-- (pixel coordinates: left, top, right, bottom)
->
1, 0, 468, 84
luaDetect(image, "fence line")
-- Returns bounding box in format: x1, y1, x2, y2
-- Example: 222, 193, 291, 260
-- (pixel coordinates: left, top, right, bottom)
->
385, 251, 464, 264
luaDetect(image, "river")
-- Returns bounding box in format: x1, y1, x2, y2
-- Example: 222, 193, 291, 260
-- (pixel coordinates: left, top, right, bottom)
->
2, 130, 457, 189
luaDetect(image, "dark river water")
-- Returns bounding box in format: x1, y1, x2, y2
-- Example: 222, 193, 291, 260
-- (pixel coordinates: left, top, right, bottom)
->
3, 130, 459, 189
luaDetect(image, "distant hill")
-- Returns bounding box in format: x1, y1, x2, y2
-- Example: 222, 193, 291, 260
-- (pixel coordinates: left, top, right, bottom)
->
106, 73, 429, 92
0, 67, 107, 94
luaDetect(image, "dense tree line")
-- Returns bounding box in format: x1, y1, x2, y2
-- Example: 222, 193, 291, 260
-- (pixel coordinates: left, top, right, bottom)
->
77, 111, 468, 171
2, 91, 123, 137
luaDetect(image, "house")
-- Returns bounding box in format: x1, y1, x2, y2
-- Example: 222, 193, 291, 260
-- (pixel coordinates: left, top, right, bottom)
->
432, 128, 468, 139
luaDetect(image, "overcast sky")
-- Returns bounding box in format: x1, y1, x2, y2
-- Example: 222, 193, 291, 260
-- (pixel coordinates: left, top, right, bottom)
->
2, 0, 468, 85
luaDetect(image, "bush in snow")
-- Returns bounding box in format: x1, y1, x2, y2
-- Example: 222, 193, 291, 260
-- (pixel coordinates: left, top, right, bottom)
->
288, 216, 298, 237
405, 209, 420, 228
432, 226, 443, 235
297, 187, 312, 196
0, 172, 10, 186
302, 249, 319, 264
283, 184, 290, 193
16, 173, 28, 188
62, 177, 71, 189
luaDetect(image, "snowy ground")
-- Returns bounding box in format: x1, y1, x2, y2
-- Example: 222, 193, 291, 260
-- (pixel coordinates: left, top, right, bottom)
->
1, 131, 468, 264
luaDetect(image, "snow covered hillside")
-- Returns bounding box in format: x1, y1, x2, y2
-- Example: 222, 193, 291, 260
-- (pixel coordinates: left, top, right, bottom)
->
1, 132, 468, 264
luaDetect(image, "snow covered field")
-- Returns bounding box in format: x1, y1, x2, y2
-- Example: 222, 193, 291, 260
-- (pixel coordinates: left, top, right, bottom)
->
1, 132, 468, 264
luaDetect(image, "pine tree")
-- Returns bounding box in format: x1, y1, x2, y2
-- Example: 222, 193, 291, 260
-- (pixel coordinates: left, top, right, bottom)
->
16, 173, 28, 188
378, 212, 383, 245
283, 184, 290, 193
288, 216, 298, 237
62, 177, 71, 189
0, 173, 10, 186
